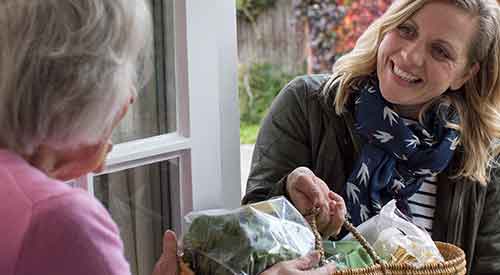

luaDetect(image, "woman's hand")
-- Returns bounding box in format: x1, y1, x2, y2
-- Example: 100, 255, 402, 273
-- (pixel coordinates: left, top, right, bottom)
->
153, 230, 336, 275
261, 251, 336, 275
152, 230, 182, 275
286, 167, 346, 238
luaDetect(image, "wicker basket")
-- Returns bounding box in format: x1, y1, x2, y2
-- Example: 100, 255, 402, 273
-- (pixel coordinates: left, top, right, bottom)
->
306, 212, 467, 275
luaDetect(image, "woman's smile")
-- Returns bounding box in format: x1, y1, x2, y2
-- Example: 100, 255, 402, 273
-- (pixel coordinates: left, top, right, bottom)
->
391, 60, 422, 84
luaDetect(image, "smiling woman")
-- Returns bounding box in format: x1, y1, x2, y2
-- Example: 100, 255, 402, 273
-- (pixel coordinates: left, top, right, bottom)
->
376, 2, 479, 113
242, 0, 500, 274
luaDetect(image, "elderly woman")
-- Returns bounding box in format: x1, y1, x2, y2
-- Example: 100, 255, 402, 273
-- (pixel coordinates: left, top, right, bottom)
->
0, 1, 338, 275
243, 0, 500, 274
0, 1, 178, 274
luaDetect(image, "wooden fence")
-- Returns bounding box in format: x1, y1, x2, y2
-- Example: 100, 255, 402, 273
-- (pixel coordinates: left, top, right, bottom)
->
237, 0, 307, 74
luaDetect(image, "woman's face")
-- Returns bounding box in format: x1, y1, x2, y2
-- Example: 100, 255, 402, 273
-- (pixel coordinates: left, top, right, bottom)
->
376, 1, 478, 108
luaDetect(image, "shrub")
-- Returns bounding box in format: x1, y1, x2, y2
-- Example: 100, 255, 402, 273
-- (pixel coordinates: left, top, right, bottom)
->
239, 62, 297, 125
238, 62, 300, 144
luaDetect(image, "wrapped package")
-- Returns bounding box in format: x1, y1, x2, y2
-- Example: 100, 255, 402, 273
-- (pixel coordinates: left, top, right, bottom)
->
182, 197, 315, 275
343, 200, 444, 267
323, 240, 374, 270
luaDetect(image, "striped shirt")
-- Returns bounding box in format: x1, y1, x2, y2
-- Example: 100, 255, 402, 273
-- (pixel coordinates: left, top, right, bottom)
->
408, 176, 438, 233
402, 118, 438, 234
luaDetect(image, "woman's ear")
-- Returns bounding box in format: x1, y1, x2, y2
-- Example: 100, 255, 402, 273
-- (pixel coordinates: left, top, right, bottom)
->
450, 62, 480, 91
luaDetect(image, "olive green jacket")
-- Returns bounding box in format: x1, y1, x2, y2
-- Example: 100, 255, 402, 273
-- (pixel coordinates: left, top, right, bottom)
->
242, 75, 500, 275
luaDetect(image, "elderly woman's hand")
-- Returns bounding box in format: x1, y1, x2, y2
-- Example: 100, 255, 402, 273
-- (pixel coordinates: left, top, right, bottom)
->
286, 167, 346, 238
261, 251, 336, 275
153, 230, 336, 275
152, 230, 182, 275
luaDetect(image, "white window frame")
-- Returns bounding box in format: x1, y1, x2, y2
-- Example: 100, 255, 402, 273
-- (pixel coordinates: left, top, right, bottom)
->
75, 0, 241, 235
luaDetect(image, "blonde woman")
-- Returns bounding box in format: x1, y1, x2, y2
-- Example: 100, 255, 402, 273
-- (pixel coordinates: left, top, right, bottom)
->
0, 1, 175, 274
243, 0, 500, 273
0, 1, 337, 275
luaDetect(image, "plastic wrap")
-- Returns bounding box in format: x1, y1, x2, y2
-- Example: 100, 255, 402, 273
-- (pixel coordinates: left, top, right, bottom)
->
182, 197, 316, 275
343, 200, 444, 267
323, 240, 374, 270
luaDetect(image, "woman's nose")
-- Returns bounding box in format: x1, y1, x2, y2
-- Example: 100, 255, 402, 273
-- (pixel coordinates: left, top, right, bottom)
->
401, 40, 425, 67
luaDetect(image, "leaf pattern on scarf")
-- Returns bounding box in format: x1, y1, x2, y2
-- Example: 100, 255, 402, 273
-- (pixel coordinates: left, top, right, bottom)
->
448, 136, 459, 151
367, 85, 377, 94
391, 179, 405, 192
360, 204, 370, 222
421, 129, 437, 146
356, 163, 370, 187
405, 134, 421, 148
383, 107, 399, 126
372, 201, 382, 212
373, 130, 393, 143
346, 181, 360, 205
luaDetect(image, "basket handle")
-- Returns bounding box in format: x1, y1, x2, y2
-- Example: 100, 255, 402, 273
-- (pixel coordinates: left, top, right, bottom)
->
342, 220, 386, 268
304, 209, 387, 274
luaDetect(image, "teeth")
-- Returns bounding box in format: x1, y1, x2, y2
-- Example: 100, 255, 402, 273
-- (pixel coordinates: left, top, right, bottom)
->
393, 64, 419, 82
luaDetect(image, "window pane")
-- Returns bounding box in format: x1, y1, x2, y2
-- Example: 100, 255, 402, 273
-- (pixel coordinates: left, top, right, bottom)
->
93, 158, 179, 275
112, 0, 176, 143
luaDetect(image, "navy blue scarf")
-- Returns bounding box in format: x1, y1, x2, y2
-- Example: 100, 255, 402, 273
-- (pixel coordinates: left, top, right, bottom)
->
344, 76, 460, 226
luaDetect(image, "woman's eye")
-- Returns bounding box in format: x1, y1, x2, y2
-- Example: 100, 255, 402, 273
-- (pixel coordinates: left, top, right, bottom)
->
397, 24, 414, 38
432, 45, 450, 60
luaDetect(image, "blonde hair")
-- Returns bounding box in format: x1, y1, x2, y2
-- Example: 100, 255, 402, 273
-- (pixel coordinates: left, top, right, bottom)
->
322, 0, 500, 185
0, 0, 152, 155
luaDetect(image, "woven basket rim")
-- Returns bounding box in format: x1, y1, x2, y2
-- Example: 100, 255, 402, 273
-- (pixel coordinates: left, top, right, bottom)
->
331, 241, 466, 275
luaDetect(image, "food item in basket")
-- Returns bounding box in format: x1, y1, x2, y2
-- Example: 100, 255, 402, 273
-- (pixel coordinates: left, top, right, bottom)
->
373, 227, 442, 266
390, 245, 417, 264
182, 197, 315, 275
322, 240, 375, 270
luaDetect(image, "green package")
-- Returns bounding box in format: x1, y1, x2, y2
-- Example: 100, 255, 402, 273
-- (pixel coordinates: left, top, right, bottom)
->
182, 197, 315, 275
322, 240, 375, 270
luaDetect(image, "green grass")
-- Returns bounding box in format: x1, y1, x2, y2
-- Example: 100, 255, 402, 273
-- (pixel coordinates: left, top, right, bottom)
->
240, 123, 260, 144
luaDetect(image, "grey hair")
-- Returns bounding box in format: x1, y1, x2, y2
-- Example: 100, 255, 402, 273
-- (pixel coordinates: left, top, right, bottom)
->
0, 0, 153, 155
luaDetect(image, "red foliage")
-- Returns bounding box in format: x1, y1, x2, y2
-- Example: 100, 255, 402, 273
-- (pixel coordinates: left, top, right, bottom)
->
335, 0, 392, 54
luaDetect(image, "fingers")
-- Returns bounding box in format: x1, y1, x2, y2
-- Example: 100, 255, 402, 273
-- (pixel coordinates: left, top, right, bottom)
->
152, 230, 179, 275
164, 230, 179, 266
311, 177, 332, 232
328, 192, 347, 221
287, 168, 322, 214
287, 251, 321, 270
261, 251, 335, 275
306, 262, 337, 275
328, 191, 344, 204
319, 201, 344, 237
294, 175, 322, 208
287, 167, 331, 214
317, 191, 346, 238
319, 192, 346, 238
287, 168, 347, 238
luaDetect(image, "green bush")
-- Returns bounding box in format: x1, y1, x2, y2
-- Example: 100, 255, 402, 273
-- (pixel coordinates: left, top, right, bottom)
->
236, 0, 276, 22
238, 62, 299, 144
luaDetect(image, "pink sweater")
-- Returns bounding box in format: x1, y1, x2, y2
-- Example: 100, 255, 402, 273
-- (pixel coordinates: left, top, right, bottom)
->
0, 149, 131, 275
